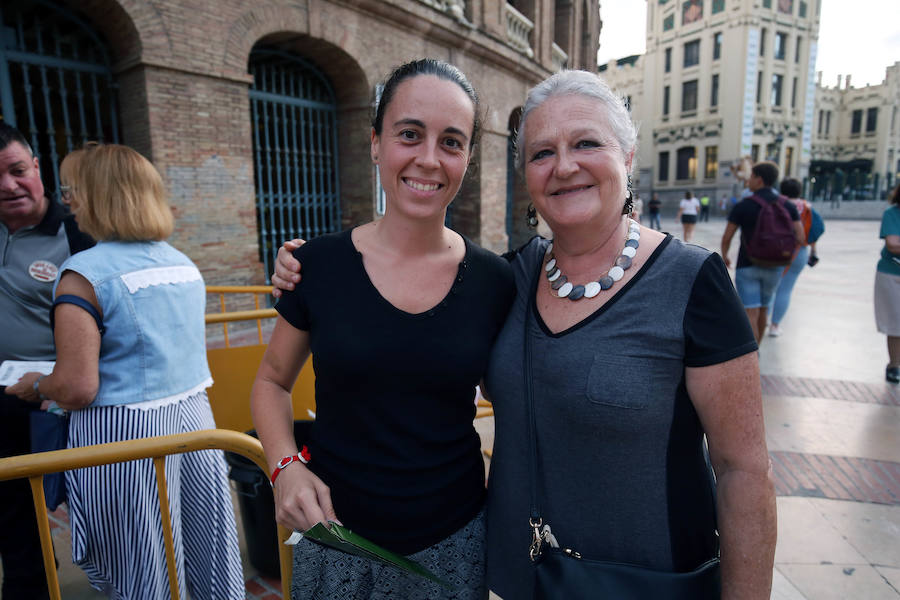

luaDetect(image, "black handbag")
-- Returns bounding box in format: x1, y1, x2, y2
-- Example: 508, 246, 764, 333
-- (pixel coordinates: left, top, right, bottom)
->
521, 275, 721, 599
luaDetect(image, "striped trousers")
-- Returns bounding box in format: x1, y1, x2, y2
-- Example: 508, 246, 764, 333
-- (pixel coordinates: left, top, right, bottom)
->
65, 391, 245, 600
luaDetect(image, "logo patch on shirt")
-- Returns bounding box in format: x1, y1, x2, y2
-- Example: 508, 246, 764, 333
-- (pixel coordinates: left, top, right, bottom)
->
29, 260, 59, 282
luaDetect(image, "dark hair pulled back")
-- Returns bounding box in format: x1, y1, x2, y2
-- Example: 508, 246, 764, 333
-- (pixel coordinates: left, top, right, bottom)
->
373, 58, 481, 150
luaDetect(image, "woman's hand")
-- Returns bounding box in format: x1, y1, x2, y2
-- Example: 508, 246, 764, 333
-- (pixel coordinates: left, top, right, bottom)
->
6, 372, 45, 403
271, 239, 305, 299
272, 461, 339, 531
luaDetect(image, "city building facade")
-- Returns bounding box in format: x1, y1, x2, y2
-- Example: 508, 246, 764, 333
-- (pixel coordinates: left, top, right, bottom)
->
600, 1, 899, 208
809, 63, 900, 201
0, 0, 601, 286
602, 0, 821, 206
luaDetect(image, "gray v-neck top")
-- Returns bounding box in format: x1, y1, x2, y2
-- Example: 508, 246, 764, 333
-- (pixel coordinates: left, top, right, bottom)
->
485, 234, 756, 600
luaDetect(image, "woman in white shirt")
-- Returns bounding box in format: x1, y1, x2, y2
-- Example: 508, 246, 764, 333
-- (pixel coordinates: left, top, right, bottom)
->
677, 190, 701, 242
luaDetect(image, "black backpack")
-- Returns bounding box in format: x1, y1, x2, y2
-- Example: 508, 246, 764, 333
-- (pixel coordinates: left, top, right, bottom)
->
743, 195, 795, 267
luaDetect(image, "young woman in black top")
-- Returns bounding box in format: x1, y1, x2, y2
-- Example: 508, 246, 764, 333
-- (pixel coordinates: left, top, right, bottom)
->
250, 59, 513, 599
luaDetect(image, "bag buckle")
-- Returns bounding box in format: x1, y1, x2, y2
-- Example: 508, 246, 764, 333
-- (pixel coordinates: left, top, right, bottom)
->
529, 517, 543, 562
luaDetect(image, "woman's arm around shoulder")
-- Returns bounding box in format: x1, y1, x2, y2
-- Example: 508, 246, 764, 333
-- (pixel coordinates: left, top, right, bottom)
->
687, 352, 776, 600
250, 315, 338, 531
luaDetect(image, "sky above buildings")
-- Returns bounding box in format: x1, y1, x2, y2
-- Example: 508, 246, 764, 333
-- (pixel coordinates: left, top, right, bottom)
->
597, 0, 900, 88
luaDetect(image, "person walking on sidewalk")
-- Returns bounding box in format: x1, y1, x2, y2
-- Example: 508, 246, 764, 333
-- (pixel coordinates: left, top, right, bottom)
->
677, 190, 701, 242
699, 194, 710, 222
648, 192, 662, 230
875, 184, 900, 384
768, 178, 823, 337
720, 161, 804, 342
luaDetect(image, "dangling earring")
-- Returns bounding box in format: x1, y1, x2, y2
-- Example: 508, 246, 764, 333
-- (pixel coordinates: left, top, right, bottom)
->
526, 203, 538, 228
622, 174, 634, 215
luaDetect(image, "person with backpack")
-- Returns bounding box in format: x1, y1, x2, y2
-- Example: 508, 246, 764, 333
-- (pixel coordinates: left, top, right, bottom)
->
767, 178, 825, 337
720, 161, 804, 342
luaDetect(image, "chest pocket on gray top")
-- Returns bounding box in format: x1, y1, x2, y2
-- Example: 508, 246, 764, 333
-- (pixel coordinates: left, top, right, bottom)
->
586, 354, 677, 410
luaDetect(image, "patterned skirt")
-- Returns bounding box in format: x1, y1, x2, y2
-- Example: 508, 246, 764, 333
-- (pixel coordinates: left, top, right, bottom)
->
65, 391, 245, 600
291, 508, 487, 600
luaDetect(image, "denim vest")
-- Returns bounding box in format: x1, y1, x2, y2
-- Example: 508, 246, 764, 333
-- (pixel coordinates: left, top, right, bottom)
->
54, 241, 212, 407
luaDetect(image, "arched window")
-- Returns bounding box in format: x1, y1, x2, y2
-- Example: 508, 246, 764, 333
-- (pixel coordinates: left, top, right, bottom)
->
248, 48, 341, 280
0, 0, 119, 197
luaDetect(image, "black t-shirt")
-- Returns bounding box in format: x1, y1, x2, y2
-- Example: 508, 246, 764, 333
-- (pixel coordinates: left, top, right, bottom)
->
727, 187, 800, 268
276, 228, 515, 554
648, 198, 661, 214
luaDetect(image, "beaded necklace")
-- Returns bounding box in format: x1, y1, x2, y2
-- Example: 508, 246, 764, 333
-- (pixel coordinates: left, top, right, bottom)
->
544, 218, 641, 301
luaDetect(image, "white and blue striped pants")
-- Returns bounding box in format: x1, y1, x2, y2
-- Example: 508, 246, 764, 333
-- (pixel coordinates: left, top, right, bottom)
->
65, 391, 245, 600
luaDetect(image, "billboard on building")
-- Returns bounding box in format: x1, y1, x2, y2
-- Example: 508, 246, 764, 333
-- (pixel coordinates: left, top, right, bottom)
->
683, 0, 703, 24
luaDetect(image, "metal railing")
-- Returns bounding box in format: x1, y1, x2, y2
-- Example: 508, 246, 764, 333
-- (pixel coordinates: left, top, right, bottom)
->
206, 285, 276, 347
504, 3, 534, 58
0, 429, 292, 600
551, 42, 568, 72
416, 0, 467, 20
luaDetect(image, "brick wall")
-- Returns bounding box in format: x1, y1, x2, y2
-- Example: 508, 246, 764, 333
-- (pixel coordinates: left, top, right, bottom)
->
61, 0, 600, 282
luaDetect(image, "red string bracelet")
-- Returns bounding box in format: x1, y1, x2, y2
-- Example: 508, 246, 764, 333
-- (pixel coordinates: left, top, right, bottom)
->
270, 445, 311, 486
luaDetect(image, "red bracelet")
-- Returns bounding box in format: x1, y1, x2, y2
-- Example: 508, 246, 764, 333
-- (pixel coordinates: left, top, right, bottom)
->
270, 446, 311, 486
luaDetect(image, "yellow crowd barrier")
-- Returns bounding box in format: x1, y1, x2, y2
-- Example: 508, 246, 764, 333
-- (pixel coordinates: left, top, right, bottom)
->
205, 286, 316, 433
0, 429, 292, 600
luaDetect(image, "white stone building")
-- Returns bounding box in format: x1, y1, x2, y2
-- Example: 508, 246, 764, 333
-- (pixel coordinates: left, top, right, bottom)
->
602, 0, 821, 204
599, 1, 899, 206
809, 63, 900, 201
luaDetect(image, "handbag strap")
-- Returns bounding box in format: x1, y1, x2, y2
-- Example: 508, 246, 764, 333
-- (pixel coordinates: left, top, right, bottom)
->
523, 254, 547, 560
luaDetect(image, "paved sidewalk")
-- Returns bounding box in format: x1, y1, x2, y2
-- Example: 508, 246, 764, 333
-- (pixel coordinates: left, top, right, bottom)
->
32, 216, 900, 598
671, 215, 900, 599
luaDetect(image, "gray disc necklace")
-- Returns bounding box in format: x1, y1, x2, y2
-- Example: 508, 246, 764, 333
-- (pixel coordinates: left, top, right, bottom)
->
544, 218, 640, 301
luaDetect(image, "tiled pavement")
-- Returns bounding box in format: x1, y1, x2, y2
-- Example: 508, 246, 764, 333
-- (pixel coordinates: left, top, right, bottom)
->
32, 218, 900, 598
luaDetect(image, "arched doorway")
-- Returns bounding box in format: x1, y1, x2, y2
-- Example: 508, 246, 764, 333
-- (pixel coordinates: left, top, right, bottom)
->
0, 0, 120, 198
248, 47, 341, 281
506, 107, 531, 250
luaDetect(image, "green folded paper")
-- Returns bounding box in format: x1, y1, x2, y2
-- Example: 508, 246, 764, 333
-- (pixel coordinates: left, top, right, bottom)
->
300, 522, 453, 590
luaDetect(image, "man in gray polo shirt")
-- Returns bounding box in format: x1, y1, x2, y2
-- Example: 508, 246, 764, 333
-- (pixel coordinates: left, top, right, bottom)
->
0, 122, 93, 599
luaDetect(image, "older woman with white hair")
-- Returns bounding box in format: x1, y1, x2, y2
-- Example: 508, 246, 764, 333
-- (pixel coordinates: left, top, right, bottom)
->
482, 70, 775, 599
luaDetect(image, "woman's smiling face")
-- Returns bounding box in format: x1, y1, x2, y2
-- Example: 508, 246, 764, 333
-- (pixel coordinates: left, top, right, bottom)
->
371, 74, 475, 221
523, 93, 633, 233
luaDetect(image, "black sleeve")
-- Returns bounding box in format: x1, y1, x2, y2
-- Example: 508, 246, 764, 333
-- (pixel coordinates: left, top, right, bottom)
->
727, 199, 747, 224
274, 244, 312, 331
784, 200, 800, 221
501, 235, 543, 263
683, 253, 758, 367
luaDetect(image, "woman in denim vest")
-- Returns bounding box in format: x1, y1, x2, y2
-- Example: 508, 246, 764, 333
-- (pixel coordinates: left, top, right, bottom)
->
10, 144, 245, 599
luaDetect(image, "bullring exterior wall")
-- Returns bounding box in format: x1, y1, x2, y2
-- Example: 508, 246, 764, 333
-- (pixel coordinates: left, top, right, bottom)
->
40, 0, 600, 284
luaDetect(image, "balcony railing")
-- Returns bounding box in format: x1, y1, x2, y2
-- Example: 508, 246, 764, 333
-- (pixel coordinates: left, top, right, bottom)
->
551, 42, 568, 71
505, 3, 534, 58
416, 0, 467, 22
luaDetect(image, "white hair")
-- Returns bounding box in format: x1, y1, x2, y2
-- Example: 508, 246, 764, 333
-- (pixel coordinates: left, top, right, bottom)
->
515, 70, 637, 172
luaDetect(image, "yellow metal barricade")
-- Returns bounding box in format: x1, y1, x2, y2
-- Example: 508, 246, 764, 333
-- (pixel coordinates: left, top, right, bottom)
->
0, 429, 292, 600
205, 286, 316, 433
206, 285, 276, 347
